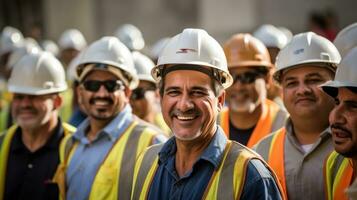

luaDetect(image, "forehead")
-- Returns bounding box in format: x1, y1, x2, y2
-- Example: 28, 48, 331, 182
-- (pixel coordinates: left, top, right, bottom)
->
84, 70, 118, 81
164, 70, 212, 88
138, 80, 156, 88
337, 88, 357, 100
282, 65, 333, 80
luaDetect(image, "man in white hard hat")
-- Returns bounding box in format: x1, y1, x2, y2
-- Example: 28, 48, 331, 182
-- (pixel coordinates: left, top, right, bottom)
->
253, 24, 289, 108
254, 32, 341, 200
0, 51, 75, 200
58, 29, 87, 67
221, 33, 288, 148
131, 28, 284, 200
323, 47, 357, 200
130, 51, 171, 135
53, 37, 166, 200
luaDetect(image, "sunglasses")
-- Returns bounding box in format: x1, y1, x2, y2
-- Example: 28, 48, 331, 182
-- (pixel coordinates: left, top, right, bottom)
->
82, 80, 124, 92
231, 71, 264, 84
131, 87, 156, 100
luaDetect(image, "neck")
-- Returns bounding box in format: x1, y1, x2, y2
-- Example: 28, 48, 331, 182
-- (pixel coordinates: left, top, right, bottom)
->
290, 116, 329, 145
175, 128, 215, 177
143, 112, 156, 124
87, 118, 112, 142
21, 116, 58, 152
229, 104, 262, 129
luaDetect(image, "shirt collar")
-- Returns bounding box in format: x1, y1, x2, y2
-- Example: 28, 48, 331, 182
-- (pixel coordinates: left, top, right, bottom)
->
158, 125, 227, 169
73, 104, 133, 142
11, 118, 64, 152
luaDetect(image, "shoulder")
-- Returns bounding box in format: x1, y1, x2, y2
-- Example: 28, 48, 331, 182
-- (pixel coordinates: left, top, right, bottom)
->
253, 132, 276, 158
134, 118, 168, 142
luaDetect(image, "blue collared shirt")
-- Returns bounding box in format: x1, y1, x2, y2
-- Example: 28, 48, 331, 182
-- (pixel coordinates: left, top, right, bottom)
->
66, 105, 134, 200
148, 126, 283, 200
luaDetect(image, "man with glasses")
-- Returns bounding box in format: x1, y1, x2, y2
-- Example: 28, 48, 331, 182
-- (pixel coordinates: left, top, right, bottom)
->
255, 32, 340, 200
130, 51, 170, 136
221, 33, 288, 148
53, 37, 166, 200
0, 52, 75, 200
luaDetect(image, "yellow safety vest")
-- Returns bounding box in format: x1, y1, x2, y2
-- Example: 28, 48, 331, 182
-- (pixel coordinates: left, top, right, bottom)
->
324, 151, 354, 200
131, 140, 284, 200
59, 88, 73, 123
53, 120, 162, 200
219, 99, 287, 148
0, 123, 75, 200
154, 113, 171, 137
0, 102, 10, 132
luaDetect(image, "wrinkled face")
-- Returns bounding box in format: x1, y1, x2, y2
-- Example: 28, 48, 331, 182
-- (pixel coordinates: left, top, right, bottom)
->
281, 65, 335, 118
12, 93, 60, 130
130, 80, 158, 119
161, 70, 224, 141
330, 88, 357, 158
77, 70, 130, 122
226, 67, 267, 113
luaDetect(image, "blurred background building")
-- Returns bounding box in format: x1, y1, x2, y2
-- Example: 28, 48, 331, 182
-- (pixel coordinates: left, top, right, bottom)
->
0, 0, 357, 48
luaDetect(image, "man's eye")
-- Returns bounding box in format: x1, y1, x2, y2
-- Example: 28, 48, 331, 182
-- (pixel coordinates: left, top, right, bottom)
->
285, 81, 297, 87
307, 79, 323, 84
166, 90, 180, 96
191, 91, 206, 96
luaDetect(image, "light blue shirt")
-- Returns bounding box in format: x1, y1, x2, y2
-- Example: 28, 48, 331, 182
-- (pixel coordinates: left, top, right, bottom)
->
66, 105, 134, 200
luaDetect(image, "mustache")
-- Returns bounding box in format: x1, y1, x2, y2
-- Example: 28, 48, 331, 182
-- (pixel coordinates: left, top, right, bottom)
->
170, 108, 201, 117
331, 124, 351, 134
89, 97, 114, 105
16, 106, 37, 114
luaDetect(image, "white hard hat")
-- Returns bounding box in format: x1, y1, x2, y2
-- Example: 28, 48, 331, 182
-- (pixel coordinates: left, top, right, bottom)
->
150, 37, 170, 60
277, 26, 293, 42
8, 51, 67, 95
253, 24, 288, 49
333, 22, 357, 58
274, 32, 341, 82
76, 36, 138, 89
152, 28, 233, 89
6, 43, 41, 70
115, 24, 145, 51
132, 51, 155, 83
42, 40, 60, 56
321, 46, 357, 97
0, 26, 24, 55
58, 29, 87, 51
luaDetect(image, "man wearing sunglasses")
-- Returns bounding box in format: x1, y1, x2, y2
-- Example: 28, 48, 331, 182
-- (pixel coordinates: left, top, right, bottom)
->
130, 51, 170, 136
220, 33, 288, 148
255, 32, 340, 200
0, 52, 75, 200
53, 37, 166, 200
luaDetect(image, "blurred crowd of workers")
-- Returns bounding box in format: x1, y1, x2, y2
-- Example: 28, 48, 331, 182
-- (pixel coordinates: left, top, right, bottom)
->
0, 20, 356, 200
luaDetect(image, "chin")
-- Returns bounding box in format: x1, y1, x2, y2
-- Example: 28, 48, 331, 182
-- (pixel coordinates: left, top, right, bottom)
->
174, 131, 201, 141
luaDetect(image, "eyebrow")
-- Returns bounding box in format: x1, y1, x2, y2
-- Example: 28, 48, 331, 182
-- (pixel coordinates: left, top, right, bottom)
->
305, 73, 323, 78
165, 86, 209, 92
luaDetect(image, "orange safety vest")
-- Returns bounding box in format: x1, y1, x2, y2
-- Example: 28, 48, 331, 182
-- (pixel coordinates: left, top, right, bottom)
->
324, 151, 354, 200
220, 99, 284, 147
266, 128, 288, 200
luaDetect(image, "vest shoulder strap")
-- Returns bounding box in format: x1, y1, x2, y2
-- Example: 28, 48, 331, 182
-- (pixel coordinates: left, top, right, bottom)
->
118, 123, 147, 200
132, 144, 163, 200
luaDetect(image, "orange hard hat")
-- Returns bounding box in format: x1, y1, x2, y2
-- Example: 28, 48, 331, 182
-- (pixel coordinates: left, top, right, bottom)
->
223, 33, 272, 69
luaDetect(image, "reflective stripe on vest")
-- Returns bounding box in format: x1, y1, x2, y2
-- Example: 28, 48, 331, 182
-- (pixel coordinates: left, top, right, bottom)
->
219, 99, 285, 147
131, 141, 274, 200
0, 123, 75, 200
267, 127, 288, 200
325, 151, 354, 200
55, 121, 157, 200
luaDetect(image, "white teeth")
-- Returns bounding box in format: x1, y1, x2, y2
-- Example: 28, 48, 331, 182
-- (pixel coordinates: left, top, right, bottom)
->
177, 115, 195, 120
94, 100, 109, 106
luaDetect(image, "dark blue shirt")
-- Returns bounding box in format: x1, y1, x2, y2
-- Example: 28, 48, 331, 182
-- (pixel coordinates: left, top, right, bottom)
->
147, 126, 282, 200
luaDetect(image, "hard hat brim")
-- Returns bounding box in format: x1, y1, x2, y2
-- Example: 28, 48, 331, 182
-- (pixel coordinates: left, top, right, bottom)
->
321, 80, 357, 97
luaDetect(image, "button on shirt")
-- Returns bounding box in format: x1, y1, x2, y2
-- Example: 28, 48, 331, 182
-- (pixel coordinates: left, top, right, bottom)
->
4, 119, 64, 200
148, 126, 282, 200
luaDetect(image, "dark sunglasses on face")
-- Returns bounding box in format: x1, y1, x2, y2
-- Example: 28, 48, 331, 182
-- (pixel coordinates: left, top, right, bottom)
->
231, 71, 264, 84
131, 87, 156, 100
82, 80, 124, 92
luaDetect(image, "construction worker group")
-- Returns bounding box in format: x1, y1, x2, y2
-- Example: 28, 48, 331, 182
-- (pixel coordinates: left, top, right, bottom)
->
0, 20, 356, 200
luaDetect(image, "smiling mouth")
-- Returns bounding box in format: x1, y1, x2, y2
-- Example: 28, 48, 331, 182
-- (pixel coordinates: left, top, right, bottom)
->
176, 115, 197, 121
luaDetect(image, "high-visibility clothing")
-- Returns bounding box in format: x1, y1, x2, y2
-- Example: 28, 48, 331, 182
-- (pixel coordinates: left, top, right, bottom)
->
131, 140, 284, 200
0, 102, 10, 133
324, 151, 354, 200
219, 99, 287, 147
0, 123, 75, 200
154, 113, 171, 136
53, 120, 163, 200
59, 88, 73, 123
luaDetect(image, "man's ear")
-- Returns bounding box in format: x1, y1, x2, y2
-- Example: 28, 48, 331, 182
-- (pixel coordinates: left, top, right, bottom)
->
76, 85, 83, 104
124, 87, 132, 102
217, 90, 226, 112
53, 94, 63, 110
265, 71, 273, 90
